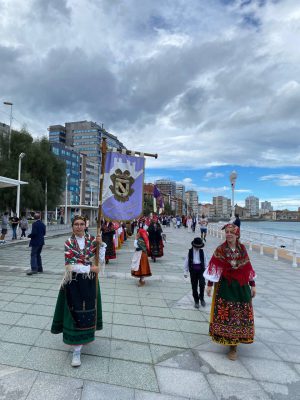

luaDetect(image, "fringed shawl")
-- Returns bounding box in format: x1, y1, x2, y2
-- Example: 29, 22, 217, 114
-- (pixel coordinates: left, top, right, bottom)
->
62, 233, 97, 286
207, 240, 256, 286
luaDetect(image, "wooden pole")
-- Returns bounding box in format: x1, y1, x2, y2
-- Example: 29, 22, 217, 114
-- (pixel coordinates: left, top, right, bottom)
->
95, 138, 107, 268
113, 148, 158, 159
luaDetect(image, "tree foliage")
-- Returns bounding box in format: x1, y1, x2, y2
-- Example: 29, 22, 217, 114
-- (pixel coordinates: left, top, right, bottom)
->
0, 128, 65, 212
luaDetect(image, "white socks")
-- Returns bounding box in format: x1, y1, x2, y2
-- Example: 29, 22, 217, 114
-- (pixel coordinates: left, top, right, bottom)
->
73, 345, 83, 353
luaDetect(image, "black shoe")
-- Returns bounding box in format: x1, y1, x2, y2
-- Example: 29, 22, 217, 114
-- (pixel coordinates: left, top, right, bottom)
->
201, 299, 206, 307
194, 302, 200, 309
26, 270, 38, 275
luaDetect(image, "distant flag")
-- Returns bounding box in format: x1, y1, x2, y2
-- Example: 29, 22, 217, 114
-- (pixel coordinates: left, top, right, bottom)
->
102, 151, 145, 220
153, 185, 164, 212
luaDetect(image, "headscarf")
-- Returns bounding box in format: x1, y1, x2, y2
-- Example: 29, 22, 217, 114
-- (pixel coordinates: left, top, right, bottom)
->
207, 224, 255, 286
137, 228, 150, 254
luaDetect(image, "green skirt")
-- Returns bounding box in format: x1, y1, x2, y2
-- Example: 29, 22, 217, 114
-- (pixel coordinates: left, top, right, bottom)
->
51, 274, 103, 345
209, 277, 254, 346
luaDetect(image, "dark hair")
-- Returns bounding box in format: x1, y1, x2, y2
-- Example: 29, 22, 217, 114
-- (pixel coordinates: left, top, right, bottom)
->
72, 215, 86, 226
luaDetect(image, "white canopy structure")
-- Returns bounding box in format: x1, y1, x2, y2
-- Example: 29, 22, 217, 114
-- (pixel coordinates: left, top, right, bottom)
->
0, 176, 28, 188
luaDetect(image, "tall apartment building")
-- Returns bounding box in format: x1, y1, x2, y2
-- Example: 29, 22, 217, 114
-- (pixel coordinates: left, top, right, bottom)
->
49, 120, 126, 206
185, 190, 198, 216
176, 184, 185, 201
51, 143, 80, 205
213, 196, 231, 218
260, 201, 273, 215
155, 179, 176, 197
245, 196, 259, 216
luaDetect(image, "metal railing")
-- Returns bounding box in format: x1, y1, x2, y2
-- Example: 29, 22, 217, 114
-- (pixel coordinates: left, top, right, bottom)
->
208, 223, 299, 268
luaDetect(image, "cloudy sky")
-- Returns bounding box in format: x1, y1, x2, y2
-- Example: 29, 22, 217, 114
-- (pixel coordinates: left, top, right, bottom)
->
1, 0, 300, 209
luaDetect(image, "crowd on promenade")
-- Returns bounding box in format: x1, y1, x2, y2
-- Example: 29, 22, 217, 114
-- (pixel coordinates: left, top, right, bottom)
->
0, 210, 256, 370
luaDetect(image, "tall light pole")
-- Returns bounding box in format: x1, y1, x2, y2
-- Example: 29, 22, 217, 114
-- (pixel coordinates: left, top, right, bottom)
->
230, 170, 238, 218
16, 152, 26, 217
65, 173, 70, 224
3, 101, 13, 160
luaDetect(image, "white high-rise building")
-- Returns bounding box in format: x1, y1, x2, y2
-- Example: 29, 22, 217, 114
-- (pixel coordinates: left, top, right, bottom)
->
186, 190, 198, 216
245, 196, 259, 216
260, 201, 273, 215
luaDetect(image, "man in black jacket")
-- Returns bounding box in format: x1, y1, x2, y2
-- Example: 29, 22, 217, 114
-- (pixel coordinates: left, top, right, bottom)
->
26, 213, 46, 275
183, 237, 208, 308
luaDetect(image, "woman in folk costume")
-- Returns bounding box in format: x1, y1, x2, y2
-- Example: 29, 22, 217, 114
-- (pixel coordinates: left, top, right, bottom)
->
51, 215, 106, 367
101, 220, 116, 264
205, 223, 256, 361
131, 228, 152, 286
147, 219, 164, 262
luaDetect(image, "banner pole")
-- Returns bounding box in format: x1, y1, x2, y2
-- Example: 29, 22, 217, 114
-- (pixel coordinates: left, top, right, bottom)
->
95, 138, 107, 269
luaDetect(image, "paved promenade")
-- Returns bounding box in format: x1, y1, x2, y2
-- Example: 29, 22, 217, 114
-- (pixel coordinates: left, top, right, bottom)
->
0, 226, 300, 399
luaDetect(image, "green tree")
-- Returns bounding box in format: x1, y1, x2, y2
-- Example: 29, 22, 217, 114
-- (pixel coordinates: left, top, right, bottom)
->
0, 129, 65, 212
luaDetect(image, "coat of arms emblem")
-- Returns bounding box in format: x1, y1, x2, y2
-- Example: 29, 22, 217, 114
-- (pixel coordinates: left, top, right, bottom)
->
110, 169, 134, 202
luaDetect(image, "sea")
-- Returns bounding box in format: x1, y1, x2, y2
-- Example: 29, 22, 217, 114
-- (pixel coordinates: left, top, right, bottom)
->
241, 221, 300, 240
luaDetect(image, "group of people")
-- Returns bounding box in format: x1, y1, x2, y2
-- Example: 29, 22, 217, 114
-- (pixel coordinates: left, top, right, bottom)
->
0, 208, 257, 366
0, 212, 30, 243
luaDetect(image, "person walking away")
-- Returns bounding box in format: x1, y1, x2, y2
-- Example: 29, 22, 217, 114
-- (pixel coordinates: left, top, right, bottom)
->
147, 220, 164, 262
101, 220, 116, 264
131, 228, 152, 286
19, 215, 29, 239
192, 216, 196, 232
10, 213, 19, 240
0, 212, 9, 244
184, 237, 207, 308
199, 214, 208, 241
26, 213, 46, 275
51, 215, 106, 367
204, 223, 256, 361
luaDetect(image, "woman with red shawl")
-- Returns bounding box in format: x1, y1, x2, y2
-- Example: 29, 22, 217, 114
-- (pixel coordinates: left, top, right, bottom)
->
131, 228, 152, 286
204, 223, 256, 361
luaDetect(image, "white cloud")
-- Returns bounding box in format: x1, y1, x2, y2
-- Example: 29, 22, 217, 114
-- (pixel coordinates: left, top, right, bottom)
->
203, 172, 224, 180
1, 0, 300, 168
260, 174, 300, 186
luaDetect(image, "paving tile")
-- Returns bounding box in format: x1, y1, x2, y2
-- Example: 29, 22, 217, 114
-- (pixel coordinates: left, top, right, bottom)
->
197, 350, 252, 378
14, 294, 40, 303
26, 304, 54, 316
260, 382, 289, 397
95, 323, 112, 338
155, 366, 215, 399
158, 349, 203, 371
110, 339, 152, 363
2, 326, 42, 346
0, 323, 10, 339
108, 359, 159, 391
147, 328, 188, 348
135, 392, 187, 400
34, 330, 69, 351
26, 372, 82, 400
0, 301, 9, 310
112, 324, 148, 343
5, 302, 31, 313
237, 341, 281, 361
114, 296, 141, 305
1, 286, 25, 294
0, 365, 38, 400
207, 374, 270, 400
241, 357, 299, 384
20, 347, 68, 373
144, 316, 179, 331
16, 314, 51, 329
176, 319, 208, 334
150, 345, 187, 364
270, 317, 300, 332
113, 303, 143, 315
82, 337, 111, 358
0, 310, 22, 325
171, 308, 205, 322
255, 327, 300, 346
0, 293, 18, 301
113, 312, 145, 327
82, 381, 134, 400
0, 342, 31, 366
268, 342, 300, 363
142, 306, 173, 318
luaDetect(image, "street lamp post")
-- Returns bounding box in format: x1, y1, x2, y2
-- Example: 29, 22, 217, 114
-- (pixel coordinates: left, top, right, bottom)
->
65, 173, 70, 224
3, 101, 13, 160
229, 170, 238, 218
16, 152, 26, 217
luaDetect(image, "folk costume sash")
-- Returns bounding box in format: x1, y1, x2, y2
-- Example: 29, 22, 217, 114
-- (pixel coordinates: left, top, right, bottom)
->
207, 241, 255, 286
138, 228, 150, 254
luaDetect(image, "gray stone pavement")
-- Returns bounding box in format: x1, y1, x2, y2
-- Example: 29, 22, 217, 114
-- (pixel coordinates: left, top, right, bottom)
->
0, 226, 300, 399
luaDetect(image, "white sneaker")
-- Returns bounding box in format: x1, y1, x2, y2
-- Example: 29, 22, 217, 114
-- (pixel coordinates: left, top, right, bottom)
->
71, 351, 81, 367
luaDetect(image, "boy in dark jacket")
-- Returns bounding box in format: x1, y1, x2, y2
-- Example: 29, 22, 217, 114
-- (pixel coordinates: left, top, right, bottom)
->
184, 237, 208, 308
